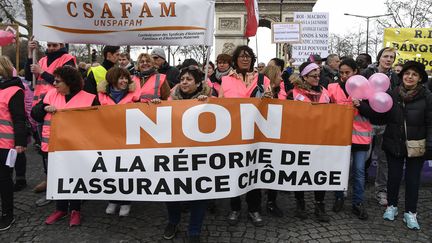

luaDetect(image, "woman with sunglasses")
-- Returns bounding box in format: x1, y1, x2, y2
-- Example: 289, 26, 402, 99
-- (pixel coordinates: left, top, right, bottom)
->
31, 66, 99, 227
162, 66, 211, 243
133, 53, 170, 103
219, 45, 271, 227
287, 61, 331, 222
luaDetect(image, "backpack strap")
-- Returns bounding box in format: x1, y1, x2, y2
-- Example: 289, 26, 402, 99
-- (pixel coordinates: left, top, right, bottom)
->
250, 73, 265, 98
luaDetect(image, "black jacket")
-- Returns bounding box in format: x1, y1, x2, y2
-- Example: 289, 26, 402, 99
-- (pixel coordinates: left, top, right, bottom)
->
320, 65, 339, 89
83, 60, 115, 95
0, 77, 27, 147
158, 62, 179, 88
360, 63, 400, 90
382, 86, 432, 158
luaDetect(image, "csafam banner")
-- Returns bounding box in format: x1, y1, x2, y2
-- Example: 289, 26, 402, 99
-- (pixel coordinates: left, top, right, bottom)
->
384, 28, 432, 70
33, 0, 215, 46
46, 98, 354, 201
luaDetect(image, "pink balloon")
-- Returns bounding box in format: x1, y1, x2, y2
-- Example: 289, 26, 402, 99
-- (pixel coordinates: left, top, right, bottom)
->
369, 73, 390, 92
369, 92, 393, 113
0, 30, 15, 46
346, 75, 371, 99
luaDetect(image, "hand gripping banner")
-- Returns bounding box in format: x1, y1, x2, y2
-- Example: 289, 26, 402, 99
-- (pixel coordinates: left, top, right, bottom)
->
46, 98, 354, 201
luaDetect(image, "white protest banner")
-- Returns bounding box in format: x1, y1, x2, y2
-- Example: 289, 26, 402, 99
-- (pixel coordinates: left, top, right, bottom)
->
46, 98, 353, 201
292, 12, 329, 66
271, 22, 301, 43
33, 0, 215, 46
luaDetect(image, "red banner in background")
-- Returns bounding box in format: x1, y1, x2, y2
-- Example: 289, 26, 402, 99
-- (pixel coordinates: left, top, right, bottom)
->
244, 0, 259, 37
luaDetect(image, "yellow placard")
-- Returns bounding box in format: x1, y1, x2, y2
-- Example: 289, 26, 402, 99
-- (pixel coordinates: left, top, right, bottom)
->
384, 28, 432, 70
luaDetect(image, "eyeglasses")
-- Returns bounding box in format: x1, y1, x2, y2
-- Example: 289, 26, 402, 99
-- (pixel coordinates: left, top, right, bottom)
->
307, 75, 320, 79
238, 55, 252, 60
139, 59, 152, 64
152, 56, 160, 60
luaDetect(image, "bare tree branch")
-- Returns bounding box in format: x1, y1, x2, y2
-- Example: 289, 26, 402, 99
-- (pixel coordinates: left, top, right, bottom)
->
381, 0, 432, 28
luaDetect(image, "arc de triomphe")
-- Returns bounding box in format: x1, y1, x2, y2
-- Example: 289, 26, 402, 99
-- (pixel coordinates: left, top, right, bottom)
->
215, 0, 317, 57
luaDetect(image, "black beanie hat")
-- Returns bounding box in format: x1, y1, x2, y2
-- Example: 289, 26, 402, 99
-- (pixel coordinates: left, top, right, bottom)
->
376, 47, 393, 62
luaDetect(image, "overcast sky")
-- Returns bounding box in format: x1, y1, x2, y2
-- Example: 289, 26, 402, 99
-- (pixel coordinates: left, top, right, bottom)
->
251, 0, 388, 64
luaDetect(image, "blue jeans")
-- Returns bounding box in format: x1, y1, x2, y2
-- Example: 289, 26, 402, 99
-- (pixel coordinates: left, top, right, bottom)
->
166, 200, 207, 236
352, 151, 367, 205
335, 151, 367, 205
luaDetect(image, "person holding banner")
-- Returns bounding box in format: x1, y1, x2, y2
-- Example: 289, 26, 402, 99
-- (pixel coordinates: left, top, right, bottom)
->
361, 47, 399, 207
219, 45, 271, 227
25, 39, 76, 197
0, 56, 27, 231
382, 61, 432, 230
31, 66, 99, 227
287, 62, 331, 222
261, 65, 287, 218
97, 66, 140, 216
162, 66, 211, 243
328, 58, 382, 220
133, 53, 170, 103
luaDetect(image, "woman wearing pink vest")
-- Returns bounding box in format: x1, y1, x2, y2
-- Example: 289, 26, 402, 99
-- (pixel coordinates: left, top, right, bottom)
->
0, 56, 27, 231
31, 66, 98, 227
209, 54, 232, 96
327, 58, 378, 220
219, 45, 271, 227
287, 62, 331, 222
133, 53, 170, 103
97, 67, 140, 106
97, 67, 139, 216
258, 65, 286, 218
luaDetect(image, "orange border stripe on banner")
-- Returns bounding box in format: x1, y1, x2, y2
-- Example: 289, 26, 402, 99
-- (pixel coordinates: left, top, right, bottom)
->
49, 98, 354, 152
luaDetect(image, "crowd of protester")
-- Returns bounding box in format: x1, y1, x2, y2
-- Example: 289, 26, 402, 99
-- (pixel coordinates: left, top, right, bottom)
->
0, 39, 431, 242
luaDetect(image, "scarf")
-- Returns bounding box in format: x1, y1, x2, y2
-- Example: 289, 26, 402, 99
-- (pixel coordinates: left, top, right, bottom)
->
214, 68, 232, 83
296, 80, 322, 102
109, 86, 127, 104
398, 84, 424, 103
171, 82, 212, 100
137, 68, 156, 85
173, 84, 203, 100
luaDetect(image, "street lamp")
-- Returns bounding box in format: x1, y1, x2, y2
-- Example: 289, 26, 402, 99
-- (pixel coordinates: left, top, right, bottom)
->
279, 0, 283, 22
344, 13, 392, 55
276, 0, 284, 57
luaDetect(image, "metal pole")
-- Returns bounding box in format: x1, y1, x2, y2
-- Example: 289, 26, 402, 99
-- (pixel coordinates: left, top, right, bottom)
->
277, 0, 283, 58
204, 46, 211, 82
32, 49, 36, 88
366, 17, 369, 55
279, 0, 283, 23
256, 33, 259, 63
168, 46, 171, 65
